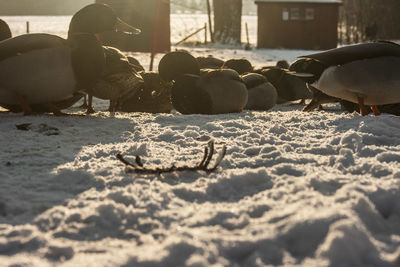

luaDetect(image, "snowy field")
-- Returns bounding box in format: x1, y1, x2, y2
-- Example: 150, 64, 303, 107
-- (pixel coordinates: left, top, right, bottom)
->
0, 15, 400, 267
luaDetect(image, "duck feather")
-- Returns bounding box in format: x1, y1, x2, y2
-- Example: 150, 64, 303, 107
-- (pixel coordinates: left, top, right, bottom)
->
0, 33, 65, 61
300, 41, 400, 66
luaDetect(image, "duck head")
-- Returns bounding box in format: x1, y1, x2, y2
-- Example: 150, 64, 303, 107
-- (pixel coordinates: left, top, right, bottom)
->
288, 58, 326, 84
276, 60, 289, 69
302, 85, 338, 112
68, 4, 141, 38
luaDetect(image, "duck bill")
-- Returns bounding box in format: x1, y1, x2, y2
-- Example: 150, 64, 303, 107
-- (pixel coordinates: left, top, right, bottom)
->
115, 18, 141, 35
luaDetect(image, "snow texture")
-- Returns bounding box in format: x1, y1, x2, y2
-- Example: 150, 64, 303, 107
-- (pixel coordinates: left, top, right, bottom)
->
0, 15, 399, 267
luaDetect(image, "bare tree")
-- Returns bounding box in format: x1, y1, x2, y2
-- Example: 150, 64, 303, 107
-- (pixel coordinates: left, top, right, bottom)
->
213, 0, 242, 45
339, 0, 400, 44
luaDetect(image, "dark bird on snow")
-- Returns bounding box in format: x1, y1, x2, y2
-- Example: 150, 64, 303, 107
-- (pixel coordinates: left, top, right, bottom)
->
158, 51, 248, 114
222, 58, 253, 75
290, 41, 400, 116
116, 71, 173, 113
88, 46, 144, 113
276, 59, 289, 69
258, 66, 311, 104
241, 73, 277, 111
304, 84, 400, 116
0, 3, 140, 115
196, 55, 224, 69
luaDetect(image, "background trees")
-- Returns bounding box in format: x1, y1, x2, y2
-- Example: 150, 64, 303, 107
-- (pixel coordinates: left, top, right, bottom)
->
212, 0, 242, 45
172, 0, 400, 45
339, 0, 400, 44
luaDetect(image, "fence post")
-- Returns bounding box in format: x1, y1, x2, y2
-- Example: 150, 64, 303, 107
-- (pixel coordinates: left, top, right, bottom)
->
204, 23, 207, 44
245, 22, 251, 50
26, 21, 30, 34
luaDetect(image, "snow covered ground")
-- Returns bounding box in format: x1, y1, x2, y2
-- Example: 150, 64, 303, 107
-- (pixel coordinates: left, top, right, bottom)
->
1, 15, 400, 267
1, 45, 400, 267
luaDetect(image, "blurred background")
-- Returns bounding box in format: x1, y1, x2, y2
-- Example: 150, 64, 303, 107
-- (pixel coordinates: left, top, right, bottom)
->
1, 0, 400, 49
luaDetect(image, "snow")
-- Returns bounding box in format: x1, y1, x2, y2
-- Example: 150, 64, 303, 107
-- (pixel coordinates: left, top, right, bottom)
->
0, 15, 400, 267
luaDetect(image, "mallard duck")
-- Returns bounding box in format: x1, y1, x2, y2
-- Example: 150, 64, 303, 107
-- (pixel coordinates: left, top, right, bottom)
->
304, 84, 400, 116
116, 71, 172, 113
0, 19, 11, 41
302, 85, 338, 112
196, 55, 224, 69
0, 3, 140, 115
158, 51, 248, 114
1, 93, 85, 114
126, 56, 145, 72
293, 41, 400, 115
276, 60, 289, 69
302, 84, 358, 112
222, 58, 253, 75
78, 53, 145, 111
242, 73, 277, 111
86, 46, 143, 113
258, 67, 311, 104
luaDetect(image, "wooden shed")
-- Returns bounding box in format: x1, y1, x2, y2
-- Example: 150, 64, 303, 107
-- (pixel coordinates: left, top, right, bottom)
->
255, 0, 341, 50
96, 0, 170, 52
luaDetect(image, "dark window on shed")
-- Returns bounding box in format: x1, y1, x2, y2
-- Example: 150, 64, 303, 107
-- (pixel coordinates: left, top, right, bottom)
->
282, 7, 315, 21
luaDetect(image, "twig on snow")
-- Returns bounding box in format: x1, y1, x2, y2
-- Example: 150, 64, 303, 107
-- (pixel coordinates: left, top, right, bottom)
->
116, 141, 226, 174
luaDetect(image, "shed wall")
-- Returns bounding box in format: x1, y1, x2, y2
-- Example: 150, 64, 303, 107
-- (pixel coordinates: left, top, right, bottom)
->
257, 3, 339, 49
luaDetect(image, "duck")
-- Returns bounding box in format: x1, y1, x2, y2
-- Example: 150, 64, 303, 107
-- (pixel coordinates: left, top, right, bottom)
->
241, 72, 277, 111
158, 51, 248, 115
78, 52, 145, 111
0, 19, 11, 41
86, 45, 143, 113
302, 84, 339, 112
126, 56, 145, 72
222, 58, 253, 75
302, 84, 359, 113
253, 59, 288, 73
196, 55, 224, 69
1, 93, 85, 114
292, 41, 400, 116
257, 66, 311, 104
276, 60, 289, 69
304, 84, 400, 116
0, 3, 140, 115
116, 71, 173, 113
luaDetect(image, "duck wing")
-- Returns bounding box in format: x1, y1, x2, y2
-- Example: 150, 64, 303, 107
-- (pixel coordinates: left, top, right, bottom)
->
0, 33, 66, 62
300, 41, 400, 66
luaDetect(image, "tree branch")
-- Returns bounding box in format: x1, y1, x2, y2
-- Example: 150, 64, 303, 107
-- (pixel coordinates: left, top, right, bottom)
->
116, 141, 226, 175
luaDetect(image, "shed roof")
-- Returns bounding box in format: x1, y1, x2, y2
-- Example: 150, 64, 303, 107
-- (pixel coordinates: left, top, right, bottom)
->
255, 0, 341, 4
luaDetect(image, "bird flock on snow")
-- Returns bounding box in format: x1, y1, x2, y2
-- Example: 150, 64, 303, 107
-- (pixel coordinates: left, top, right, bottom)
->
1, 3, 400, 117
